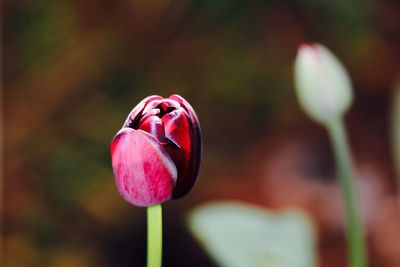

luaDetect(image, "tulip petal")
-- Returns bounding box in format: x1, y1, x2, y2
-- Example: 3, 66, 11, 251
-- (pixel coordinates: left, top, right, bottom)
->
138, 111, 166, 143
162, 108, 192, 197
123, 95, 163, 128
162, 108, 191, 150
159, 99, 180, 113
110, 128, 177, 207
168, 95, 202, 198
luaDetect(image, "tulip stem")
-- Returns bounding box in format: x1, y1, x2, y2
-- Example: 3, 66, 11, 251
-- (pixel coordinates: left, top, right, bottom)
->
326, 117, 367, 267
147, 204, 162, 267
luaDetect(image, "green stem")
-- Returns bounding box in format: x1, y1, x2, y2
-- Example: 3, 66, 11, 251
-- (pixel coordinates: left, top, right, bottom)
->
326, 117, 367, 267
147, 204, 162, 267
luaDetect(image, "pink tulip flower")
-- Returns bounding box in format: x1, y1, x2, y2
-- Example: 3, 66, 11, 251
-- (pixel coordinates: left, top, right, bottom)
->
111, 95, 202, 207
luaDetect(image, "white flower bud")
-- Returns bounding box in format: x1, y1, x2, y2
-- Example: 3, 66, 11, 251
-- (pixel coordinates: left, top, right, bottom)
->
294, 43, 353, 124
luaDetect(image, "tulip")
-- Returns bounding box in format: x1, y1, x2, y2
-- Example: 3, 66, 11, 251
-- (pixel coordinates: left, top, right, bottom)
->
294, 43, 353, 124
294, 43, 367, 267
110, 94, 202, 207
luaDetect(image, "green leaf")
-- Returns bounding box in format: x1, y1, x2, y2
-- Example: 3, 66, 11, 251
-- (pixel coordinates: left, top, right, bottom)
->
187, 201, 316, 267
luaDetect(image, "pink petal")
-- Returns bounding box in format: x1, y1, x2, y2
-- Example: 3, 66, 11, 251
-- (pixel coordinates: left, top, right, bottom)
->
110, 128, 177, 207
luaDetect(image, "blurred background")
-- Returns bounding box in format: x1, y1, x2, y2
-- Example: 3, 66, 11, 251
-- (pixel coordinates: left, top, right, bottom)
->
3, 0, 400, 266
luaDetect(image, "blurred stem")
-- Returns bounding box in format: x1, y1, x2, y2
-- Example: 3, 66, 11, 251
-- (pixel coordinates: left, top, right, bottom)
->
326, 117, 367, 267
147, 204, 162, 267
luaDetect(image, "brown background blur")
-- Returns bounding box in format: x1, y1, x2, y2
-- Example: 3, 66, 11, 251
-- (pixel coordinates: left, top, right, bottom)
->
3, 1, 400, 267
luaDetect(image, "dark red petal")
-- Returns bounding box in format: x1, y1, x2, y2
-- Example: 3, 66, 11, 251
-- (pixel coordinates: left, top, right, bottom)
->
142, 99, 162, 115
168, 94, 202, 198
158, 99, 180, 112
162, 108, 191, 151
142, 98, 180, 116
110, 128, 177, 207
138, 110, 166, 143
162, 108, 192, 196
169, 95, 201, 137
123, 95, 163, 128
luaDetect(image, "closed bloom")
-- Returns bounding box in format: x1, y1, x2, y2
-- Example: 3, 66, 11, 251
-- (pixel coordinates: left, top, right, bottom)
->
294, 43, 353, 124
111, 95, 202, 207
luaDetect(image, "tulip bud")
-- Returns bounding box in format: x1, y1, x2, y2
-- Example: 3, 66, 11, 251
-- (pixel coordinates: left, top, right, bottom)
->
294, 43, 353, 124
111, 95, 202, 207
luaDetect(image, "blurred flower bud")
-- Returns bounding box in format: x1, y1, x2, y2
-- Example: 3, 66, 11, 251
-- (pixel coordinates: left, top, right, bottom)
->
110, 95, 202, 207
294, 43, 353, 124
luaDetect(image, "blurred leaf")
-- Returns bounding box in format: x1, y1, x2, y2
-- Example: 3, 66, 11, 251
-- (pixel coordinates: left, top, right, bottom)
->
187, 201, 316, 267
